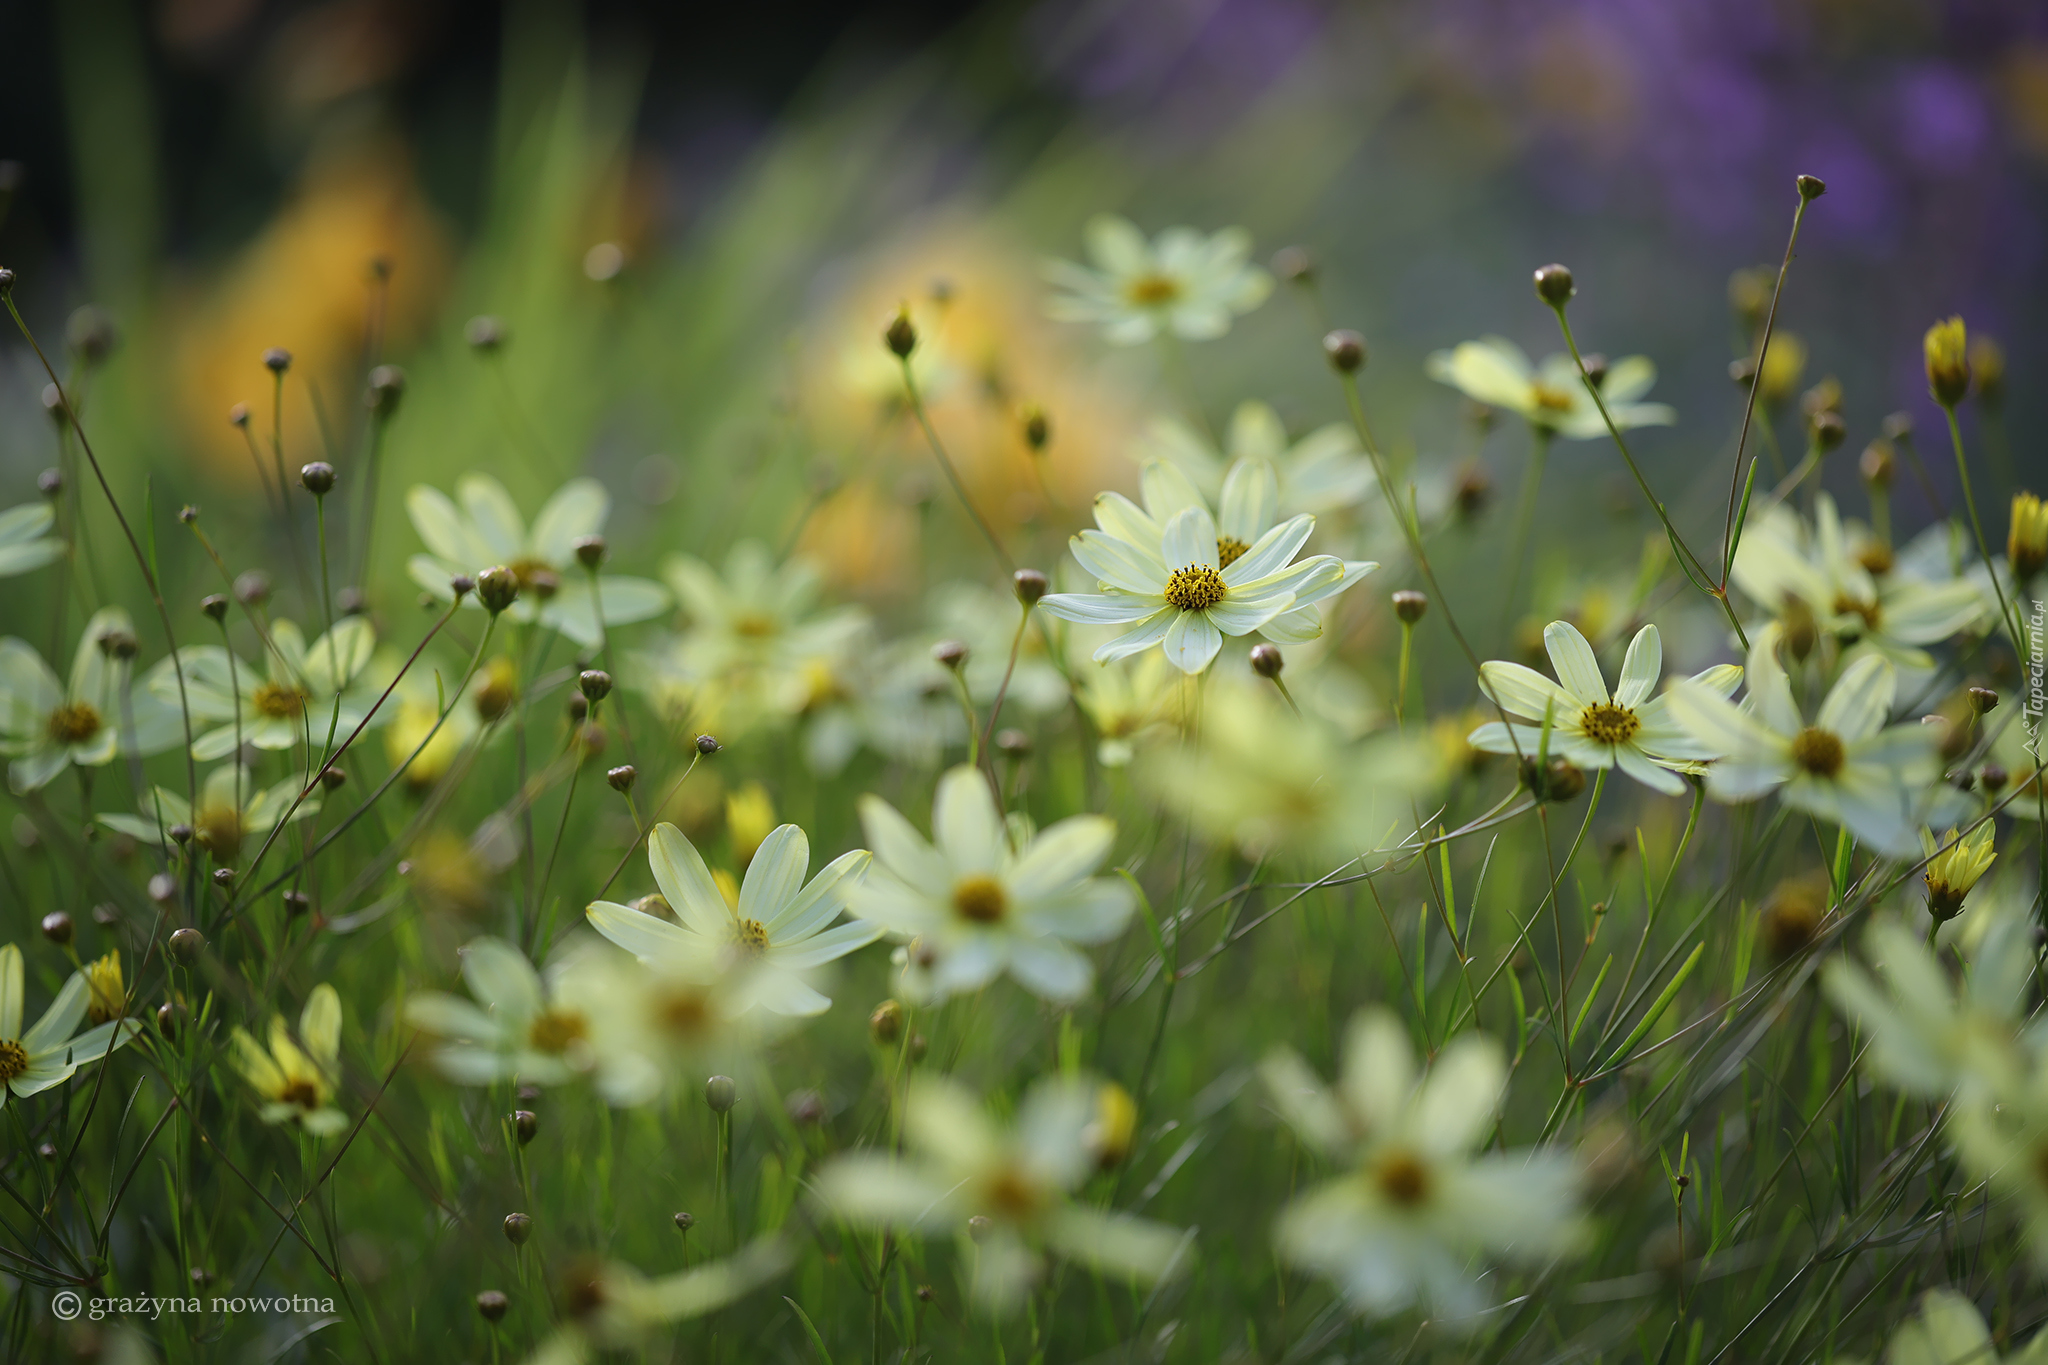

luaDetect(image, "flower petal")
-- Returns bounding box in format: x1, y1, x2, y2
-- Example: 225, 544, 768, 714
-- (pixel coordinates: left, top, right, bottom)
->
1614, 624, 1662, 708
1543, 621, 1609, 706
1162, 611, 1223, 673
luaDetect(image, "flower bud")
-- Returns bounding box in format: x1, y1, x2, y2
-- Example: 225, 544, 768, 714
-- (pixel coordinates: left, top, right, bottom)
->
1391, 590, 1428, 624
705, 1075, 738, 1113
578, 670, 613, 703
262, 347, 291, 374
967, 1215, 993, 1242
786, 1088, 825, 1125
40, 911, 73, 946
674, 1211, 696, 1231
337, 586, 366, 616
466, 316, 506, 352
1727, 357, 1757, 387
511, 1109, 538, 1145
320, 767, 347, 790
167, 927, 204, 965
1923, 316, 1969, 407
476, 566, 520, 615
696, 734, 721, 755
1578, 353, 1609, 388
1807, 410, 1845, 453
201, 594, 229, 623
37, 468, 61, 498
234, 570, 271, 606
1795, 173, 1826, 200
606, 764, 637, 793
476, 1290, 509, 1323
916, 1284, 935, 1302
0, 268, 13, 297
149, 874, 178, 905
1522, 756, 1586, 803
156, 1001, 180, 1039
168, 823, 194, 846
870, 999, 904, 1045
1858, 440, 1894, 488
449, 573, 477, 599
94, 903, 119, 927
2010, 493, 2048, 582
995, 728, 1031, 759
98, 628, 139, 660
503, 1212, 532, 1245
1019, 404, 1050, 452
932, 640, 969, 671
229, 402, 250, 428
573, 535, 606, 569
907, 1032, 928, 1063
884, 307, 917, 359
283, 890, 310, 917
1321, 329, 1366, 374
1970, 336, 2004, 407
300, 462, 336, 496
1013, 569, 1048, 606
1084, 1082, 1137, 1170
1968, 686, 1998, 715
567, 693, 588, 721
213, 868, 235, 890
1727, 266, 1772, 330
1454, 464, 1492, 519
1532, 263, 1575, 306
365, 364, 406, 418
1249, 643, 1283, 679
1271, 245, 1314, 283
1982, 763, 2009, 795
67, 306, 117, 364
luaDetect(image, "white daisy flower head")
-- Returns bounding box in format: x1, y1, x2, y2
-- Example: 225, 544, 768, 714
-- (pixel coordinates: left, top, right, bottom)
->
1425, 336, 1674, 440
586, 821, 877, 1017
810, 1074, 1186, 1311
1468, 620, 1742, 796
0, 501, 66, 578
147, 616, 380, 761
406, 474, 669, 649
404, 936, 654, 1106
1142, 399, 1376, 516
1043, 215, 1272, 346
1668, 627, 1942, 856
1879, 1289, 2043, 1365
99, 764, 319, 864
1040, 478, 1373, 674
1260, 1010, 1586, 1324
0, 943, 140, 1110
230, 983, 346, 1135
1820, 910, 2033, 1103
849, 766, 1134, 1003
0, 606, 181, 792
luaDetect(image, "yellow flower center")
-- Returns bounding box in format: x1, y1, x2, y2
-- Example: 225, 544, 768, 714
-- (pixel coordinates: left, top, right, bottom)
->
1371, 1148, 1433, 1207
252, 681, 308, 720
653, 985, 713, 1040
733, 612, 778, 638
733, 919, 770, 955
0, 1039, 27, 1082
1216, 537, 1250, 569
1579, 702, 1640, 745
1164, 565, 1226, 612
279, 1077, 324, 1111
1856, 543, 1894, 576
1124, 274, 1181, 306
981, 1166, 1043, 1219
527, 1008, 590, 1054
1791, 726, 1846, 778
1530, 383, 1576, 412
952, 874, 1008, 924
46, 702, 103, 746
508, 557, 561, 601
1830, 592, 1882, 632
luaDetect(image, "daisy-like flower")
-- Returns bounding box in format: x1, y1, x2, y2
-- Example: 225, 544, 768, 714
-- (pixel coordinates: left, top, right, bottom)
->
1425, 337, 1674, 440
524, 1239, 792, 1365
1043, 215, 1272, 345
849, 766, 1134, 1003
0, 502, 66, 577
404, 937, 647, 1105
0, 943, 140, 1108
637, 542, 869, 738
1731, 495, 1982, 673
1820, 911, 2032, 1102
1261, 1010, 1586, 1323
586, 822, 877, 1016
0, 606, 181, 792
1142, 399, 1375, 515
1880, 1289, 2048, 1365
148, 617, 381, 761
99, 765, 319, 864
230, 983, 347, 1135
1074, 650, 1181, 767
406, 474, 669, 649
811, 1074, 1186, 1310
1467, 621, 1742, 796
82, 952, 126, 1025
1668, 630, 1942, 856
1040, 493, 1367, 674
1924, 825, 1996, 923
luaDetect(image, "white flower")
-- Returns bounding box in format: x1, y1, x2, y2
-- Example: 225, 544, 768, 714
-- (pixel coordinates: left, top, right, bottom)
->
1881, 1289, 2048, 1365
1044, 215, 1271, 345
586, 822, 877, 1016
406, 474, 669, 649
0, 607, 181, 791
1668, 629, 1942, 856
523, 1239, 792, 1365
404, 937, 649, 1106
1821, 912, 2032, 1103
849, 766, 1134, 1002
99, 764, 319, 863
1039, 486, 1370, 673
0, 943, 140, 1108
1467, 621, 1742, 795
148, 617, 381, 761
1141, 399, 1376, 516
1261, 1010, 1585, 1323
1732, 495, 1982, 673
0, 502, 65, 577
229, 983, 346, 1135
1425, 337, 1674, 439
811, 1074, 1185, 1310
